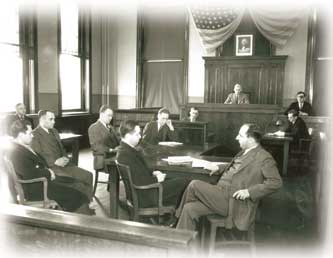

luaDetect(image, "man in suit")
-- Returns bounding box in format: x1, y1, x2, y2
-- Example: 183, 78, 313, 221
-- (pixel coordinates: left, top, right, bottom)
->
6, 103, 34, 135
284, 91, 314, 116
31, 110, 93, 202
117, 120, 189, 208
175, 123, 282, 231
88, 105, 119, 171
142, 108, 177, 145
274, 109, 310, 149
224, 84, 250, 104
184, 107, 199, 122
8, 121, 92, 214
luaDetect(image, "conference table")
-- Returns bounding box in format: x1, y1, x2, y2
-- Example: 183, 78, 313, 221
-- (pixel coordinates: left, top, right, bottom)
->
104, 143, 231, 219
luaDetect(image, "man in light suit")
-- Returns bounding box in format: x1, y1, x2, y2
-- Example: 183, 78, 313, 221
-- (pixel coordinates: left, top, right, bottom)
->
224, 84, 250, 104
284, 91, 314, 116
142, 108, 177, 145
9, 121, 92, 214
88, 105, 119, 171
175, 123, 282, 231
31, 110, 93, 202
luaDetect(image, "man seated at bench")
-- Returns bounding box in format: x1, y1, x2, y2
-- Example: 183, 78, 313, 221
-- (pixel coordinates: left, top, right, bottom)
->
174, 123, 282, 231
8, 121, 93, 214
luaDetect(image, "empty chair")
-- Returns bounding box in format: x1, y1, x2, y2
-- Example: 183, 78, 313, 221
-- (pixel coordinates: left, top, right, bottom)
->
115, 160, 175, 224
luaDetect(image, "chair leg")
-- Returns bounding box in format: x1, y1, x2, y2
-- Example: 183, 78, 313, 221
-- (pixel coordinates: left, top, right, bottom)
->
93, 170, 99, 196
208, 224, 217, 257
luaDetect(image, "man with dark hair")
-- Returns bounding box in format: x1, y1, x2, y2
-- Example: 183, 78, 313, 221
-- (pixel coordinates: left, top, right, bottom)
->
274, 109, 310, 148
8, 121, 92, 214
224, 84, 250, 104
174, 123, 282, 231
6, 103, 33, 135
285, 91, 314, 116
88, 105, 119, 171
31, 110, 93, 204
184, 107, 199, 122
142, 107, 177, 145
117, 120, 189, 208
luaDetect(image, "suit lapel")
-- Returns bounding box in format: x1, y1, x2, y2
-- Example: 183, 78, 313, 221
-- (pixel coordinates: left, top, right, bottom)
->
233, 146, 260, 174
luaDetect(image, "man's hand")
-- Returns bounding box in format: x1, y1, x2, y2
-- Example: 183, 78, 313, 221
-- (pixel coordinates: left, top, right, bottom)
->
233, 189, 250, 200
273, 130, 285, 137
205, 164, 219, 176
299, 111, 308, 116
48, 169, 56, 181
54, 157, 69, 167
153, 171, 166, 182
166, 119, 174, 131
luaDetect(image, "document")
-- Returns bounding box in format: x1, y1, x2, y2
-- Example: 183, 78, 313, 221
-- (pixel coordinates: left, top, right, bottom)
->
158, 141, 183, 147
162, 156, 192, 165
191, 158, 228, 169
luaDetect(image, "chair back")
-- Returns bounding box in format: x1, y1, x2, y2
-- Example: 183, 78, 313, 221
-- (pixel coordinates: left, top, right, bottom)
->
114, 160, 138, 209
3, 155, 25, 204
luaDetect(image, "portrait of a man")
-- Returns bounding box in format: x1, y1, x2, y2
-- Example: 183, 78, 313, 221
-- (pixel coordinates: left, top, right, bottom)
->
236, 34, 253, 56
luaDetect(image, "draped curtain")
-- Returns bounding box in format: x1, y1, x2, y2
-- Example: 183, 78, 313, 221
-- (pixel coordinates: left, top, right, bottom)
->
190, 6, 304, 54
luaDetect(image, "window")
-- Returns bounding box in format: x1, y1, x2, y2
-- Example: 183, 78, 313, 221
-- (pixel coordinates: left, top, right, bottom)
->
59, 3, 90, 112
0, 4, 36, 113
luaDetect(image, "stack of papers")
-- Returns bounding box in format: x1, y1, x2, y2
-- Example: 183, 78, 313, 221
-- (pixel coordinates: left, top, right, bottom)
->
162, 156, 192, 165
158, 141, 183, 147
191, 158, 228, 168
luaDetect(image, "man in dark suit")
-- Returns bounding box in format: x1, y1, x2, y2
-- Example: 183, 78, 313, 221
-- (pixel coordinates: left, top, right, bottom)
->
175, 124, 282, 231
183, 107, 199, 122
8, 121, 92, 214
142, 108, 177, 145
6, 103, 34, 135
284, 91, 314, 116
31, 110, 93, 202
224, 84, 250, 104
116, 120, 189, 208
88, 105, 119, 171
274, 109, 310, 149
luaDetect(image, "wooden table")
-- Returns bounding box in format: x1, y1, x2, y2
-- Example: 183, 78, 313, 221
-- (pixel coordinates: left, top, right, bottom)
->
261, 134, 293, 176
59, 133, 82, 166
105, 144, 230, 219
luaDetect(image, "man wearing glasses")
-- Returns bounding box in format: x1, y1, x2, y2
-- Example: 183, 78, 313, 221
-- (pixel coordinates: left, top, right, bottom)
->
285, 91, 314, 116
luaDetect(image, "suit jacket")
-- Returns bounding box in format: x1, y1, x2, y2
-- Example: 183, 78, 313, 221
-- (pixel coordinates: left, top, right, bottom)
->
142, 121, 177, 145
88, 120, 119, 170
6, 114, 34, 135
285, 101, 314, 116
217, 145, 282, 230
285, 117, 310, 147
224, 93, 250, 104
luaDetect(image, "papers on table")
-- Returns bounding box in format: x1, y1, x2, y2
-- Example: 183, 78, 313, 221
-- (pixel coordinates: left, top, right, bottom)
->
162, 156, 228, 168
158, 141, 183, 147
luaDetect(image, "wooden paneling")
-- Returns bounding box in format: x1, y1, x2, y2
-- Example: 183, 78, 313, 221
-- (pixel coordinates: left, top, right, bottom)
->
203, 56, 287, 105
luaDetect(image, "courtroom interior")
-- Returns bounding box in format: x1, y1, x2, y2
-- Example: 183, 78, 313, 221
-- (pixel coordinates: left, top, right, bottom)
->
0, 1, 332, 258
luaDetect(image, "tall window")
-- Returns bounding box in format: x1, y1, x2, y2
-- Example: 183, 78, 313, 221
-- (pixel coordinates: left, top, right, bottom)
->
0, 4, 36, 113
59, 3, 90, 112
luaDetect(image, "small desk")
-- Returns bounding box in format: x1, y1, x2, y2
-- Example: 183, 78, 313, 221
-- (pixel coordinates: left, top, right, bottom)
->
59, 133, 82, 166
105, 144, 229, 219
261, 134, 293, 176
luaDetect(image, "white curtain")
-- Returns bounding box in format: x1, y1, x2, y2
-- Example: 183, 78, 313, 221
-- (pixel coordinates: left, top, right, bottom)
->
249, 7, 305, 48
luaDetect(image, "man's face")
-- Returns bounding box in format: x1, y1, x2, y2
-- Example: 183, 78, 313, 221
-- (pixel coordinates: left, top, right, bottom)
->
234, 85, 241, 95
189, 109, 199, 120
101, 109, 113, 124
16, 104, 26, 116
296, 94, 305, 104
127, 125, 141, 147
236, 125, 250, 150
43, 112, 56, 129
157, 112, 169, 125
20, 126, 33, 145
288, 113, 297, 123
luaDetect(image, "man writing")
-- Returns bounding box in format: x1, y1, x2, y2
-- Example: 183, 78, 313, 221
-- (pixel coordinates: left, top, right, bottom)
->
174, 123, 282, 231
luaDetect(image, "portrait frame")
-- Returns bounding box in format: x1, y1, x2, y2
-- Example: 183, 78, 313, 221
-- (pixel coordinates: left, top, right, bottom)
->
235, 34, 253, 56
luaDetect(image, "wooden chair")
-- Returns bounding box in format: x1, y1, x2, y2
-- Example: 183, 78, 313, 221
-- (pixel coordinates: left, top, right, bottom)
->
201, 214, 256, 257
115, 160, 175, 224
3, 156, 59, 209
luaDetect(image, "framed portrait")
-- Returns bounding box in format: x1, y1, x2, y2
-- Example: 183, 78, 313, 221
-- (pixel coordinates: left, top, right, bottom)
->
235, 34, 253, 56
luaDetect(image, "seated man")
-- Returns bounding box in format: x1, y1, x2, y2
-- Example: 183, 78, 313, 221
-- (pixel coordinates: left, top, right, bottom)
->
284, 91, 314, 116
174, 123, 282, 231
88, 105, 120, 171
6, 103, 34, 134
116, 120, 189, 208
274, 109, 310, 149
31, 110, 93, 202
8, 121, 92, 214
142, 108, 177, 145
224, 84, 250, 104
184, 107, 199, 122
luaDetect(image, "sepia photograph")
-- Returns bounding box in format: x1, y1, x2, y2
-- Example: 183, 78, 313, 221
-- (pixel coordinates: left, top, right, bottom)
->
0, 0, 332, 258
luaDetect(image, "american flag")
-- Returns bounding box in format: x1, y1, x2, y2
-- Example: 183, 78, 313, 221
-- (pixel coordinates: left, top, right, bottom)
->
190, 6, 243, 53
